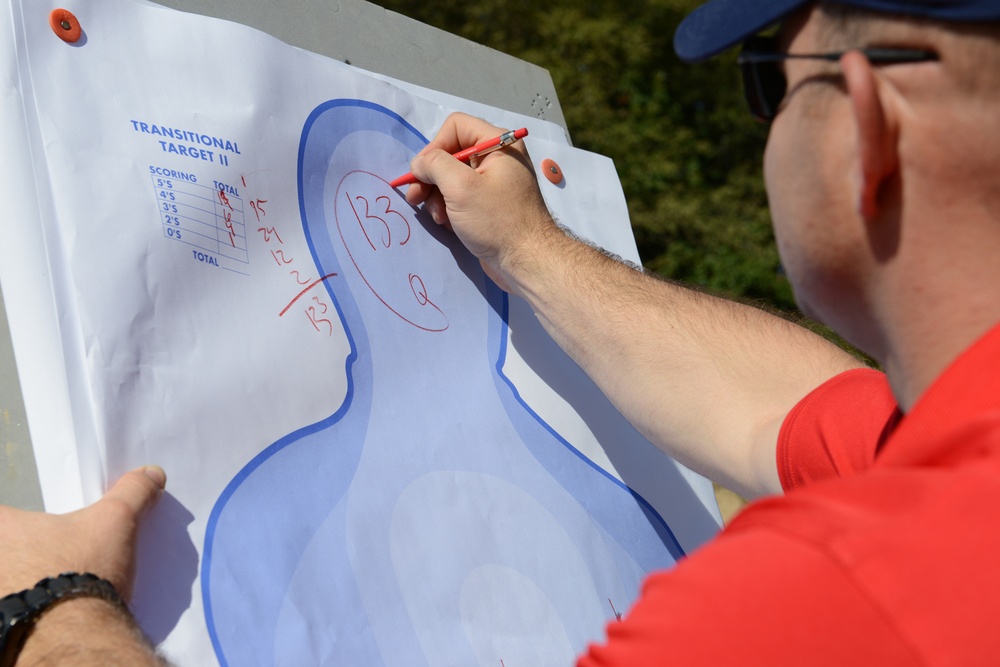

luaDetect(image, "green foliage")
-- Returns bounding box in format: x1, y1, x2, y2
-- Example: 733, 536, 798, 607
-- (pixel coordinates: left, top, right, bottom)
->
378, 0, 796, 312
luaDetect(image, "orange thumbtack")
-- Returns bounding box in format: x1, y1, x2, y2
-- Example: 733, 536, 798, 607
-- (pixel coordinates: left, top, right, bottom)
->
49, 8, 81, 43
541, 158, 563, 185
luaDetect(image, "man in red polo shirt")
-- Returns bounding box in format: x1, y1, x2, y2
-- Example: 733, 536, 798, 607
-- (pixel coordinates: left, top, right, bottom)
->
404, 1, 1000, 664
5, 0, 1000, 664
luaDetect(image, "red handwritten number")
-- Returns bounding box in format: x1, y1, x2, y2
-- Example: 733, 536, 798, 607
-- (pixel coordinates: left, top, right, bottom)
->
376, 195, 411, 246
348, 193, 384, 250
279, 273, 338, 317
224, 210, 236, 247
311, 296, 329, 316
271, 249, 293, 266
257, 226, 283, 245
290, 270, 312, 285
244, 174, 337, 338
306, 298, 333, 336
217, 189, 233, 211
345, 191, 411, 250
250, 198, 268, 222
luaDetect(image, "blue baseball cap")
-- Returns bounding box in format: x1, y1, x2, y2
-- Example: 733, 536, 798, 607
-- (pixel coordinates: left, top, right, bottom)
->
674, 0, 1000, 62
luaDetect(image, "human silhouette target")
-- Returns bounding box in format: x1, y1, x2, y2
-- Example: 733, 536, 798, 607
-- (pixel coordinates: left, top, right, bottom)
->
202, 99, 683, 666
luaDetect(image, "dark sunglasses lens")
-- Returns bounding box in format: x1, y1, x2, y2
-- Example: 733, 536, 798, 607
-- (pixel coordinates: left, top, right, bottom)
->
740, 36, 787, 122
742, 60, 786, 123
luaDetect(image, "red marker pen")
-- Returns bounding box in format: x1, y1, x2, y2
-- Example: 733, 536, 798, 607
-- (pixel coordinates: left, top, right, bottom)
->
390, 128, 529, 188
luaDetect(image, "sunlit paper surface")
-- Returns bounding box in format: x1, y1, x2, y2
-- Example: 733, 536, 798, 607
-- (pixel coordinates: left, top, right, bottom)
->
1, 1, 722, 663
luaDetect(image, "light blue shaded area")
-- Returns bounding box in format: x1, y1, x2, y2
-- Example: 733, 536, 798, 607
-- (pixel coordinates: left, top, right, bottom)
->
203, 100, 683, 666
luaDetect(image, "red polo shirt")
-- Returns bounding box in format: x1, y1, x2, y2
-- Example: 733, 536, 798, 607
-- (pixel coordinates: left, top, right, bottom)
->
579, 322, 1000, 666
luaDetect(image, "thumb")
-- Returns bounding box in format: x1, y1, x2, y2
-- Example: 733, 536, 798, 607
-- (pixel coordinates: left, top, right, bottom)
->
100, 465, 166, 520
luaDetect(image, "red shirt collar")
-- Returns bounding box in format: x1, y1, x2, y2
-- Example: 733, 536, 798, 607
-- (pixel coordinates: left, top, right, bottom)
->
880, 321, 1000, 466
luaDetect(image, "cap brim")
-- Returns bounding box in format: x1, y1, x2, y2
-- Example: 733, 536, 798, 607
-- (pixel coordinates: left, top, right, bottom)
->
673, 0, 810, 62
674, 0, 1000, 63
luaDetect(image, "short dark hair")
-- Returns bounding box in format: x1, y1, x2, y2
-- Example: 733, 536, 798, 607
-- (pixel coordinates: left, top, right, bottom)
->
817, 1, 1000, 95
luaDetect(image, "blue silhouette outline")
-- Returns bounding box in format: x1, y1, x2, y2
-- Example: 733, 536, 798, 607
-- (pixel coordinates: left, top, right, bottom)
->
202, 99, 683, 666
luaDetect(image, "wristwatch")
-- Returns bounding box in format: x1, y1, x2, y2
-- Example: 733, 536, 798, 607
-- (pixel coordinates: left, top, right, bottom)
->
0, 572, 125, 667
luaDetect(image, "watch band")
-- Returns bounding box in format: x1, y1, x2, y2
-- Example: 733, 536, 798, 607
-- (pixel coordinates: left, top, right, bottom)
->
0, 572, 126, 667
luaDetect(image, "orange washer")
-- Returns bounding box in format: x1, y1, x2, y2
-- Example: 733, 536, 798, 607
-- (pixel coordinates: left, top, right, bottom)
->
541, 158, 563, 185
49, 8, 82, 43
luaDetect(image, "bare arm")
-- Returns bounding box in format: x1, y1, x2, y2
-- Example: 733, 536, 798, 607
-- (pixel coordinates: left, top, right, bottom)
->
16, 598, 166, 666
0, 467, 167, 666
407, 113, 863, 499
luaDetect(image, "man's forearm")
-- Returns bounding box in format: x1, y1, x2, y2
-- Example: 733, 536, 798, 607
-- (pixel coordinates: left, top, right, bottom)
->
16, 598, 164, 667
506, 224, 865, 498
404, 112, 865, 498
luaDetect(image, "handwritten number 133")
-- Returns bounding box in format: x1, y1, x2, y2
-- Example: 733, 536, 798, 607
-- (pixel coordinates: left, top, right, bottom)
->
347, 193, 411, 251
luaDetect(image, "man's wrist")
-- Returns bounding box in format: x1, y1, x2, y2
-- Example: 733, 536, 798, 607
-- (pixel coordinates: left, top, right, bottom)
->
0, 573, 164, 667
1, 573, 130, 667
498, 215, 574, 298
17, 597, 164, 667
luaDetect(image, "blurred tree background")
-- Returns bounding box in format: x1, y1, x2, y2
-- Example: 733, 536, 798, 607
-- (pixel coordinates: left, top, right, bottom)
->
379, 0, 793, 312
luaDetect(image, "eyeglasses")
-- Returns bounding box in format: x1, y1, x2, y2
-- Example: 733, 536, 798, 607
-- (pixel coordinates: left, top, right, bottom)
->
738, 35, 937, 123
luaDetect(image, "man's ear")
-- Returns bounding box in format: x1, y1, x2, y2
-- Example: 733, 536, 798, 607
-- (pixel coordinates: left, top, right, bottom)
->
841, 50, 899, 221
